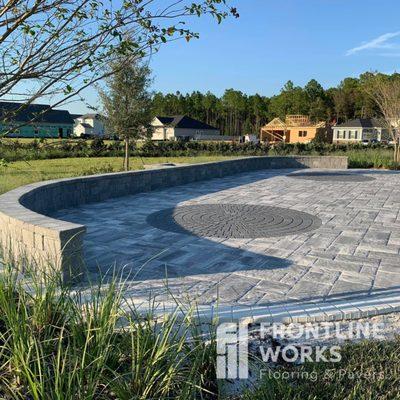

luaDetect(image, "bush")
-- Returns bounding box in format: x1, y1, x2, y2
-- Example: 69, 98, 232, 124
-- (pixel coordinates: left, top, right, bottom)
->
138, 140, 271, 157
90, 137, 106, 154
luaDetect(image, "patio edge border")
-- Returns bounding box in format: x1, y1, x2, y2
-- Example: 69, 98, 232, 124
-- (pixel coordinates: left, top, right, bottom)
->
0, 156, 347, 278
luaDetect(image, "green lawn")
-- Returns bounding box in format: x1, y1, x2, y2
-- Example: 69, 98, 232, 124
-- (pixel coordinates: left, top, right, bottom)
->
0, 156, 238, 195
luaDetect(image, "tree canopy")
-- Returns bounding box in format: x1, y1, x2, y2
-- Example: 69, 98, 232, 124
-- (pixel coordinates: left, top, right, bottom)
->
99, 59, 153, 170
0, 0, 238, 118
151, 73, 400, 136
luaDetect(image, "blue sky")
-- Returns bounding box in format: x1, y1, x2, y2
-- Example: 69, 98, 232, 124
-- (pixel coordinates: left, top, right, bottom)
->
71, 0, 400, 113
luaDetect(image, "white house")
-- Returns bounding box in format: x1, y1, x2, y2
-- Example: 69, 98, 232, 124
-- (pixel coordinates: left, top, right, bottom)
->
72, 113, 106, 137
332, 118, 390, 144
151, 115, 227, 141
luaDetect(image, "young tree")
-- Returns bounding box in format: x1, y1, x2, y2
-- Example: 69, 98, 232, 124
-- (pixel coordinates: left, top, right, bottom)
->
362, 73, 400, 163
0, 0, 238, 132
99, 60, 153, 171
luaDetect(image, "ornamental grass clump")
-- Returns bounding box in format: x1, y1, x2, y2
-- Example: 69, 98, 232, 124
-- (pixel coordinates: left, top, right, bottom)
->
0, 263, 218, 399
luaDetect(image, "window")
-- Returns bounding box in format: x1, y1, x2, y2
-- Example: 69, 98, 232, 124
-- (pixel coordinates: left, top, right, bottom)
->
336, 130, 341, 139
299, 130, 308, 137
349, 130, 359, 140
343, 130, 347, 139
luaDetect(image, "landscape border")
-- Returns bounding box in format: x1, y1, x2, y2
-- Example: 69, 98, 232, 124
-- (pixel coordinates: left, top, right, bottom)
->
0, 156, 347, 279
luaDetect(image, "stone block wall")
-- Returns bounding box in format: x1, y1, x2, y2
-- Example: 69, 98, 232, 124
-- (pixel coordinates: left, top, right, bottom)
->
0, 156, 348, 279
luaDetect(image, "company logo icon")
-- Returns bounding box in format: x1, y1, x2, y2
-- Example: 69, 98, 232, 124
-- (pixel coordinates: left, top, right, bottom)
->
216, 321, 248, 379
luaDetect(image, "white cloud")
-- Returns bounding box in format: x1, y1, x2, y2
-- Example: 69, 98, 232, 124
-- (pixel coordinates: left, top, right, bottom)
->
346, 31, 400, 56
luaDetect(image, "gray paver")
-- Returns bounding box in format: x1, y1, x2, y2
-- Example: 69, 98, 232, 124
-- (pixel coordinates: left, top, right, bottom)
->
52, 169, 400, 313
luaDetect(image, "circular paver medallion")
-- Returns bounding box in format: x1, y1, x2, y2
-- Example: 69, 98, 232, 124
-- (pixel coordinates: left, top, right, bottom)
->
288, 171, 375, 182
146, 204, 322, 239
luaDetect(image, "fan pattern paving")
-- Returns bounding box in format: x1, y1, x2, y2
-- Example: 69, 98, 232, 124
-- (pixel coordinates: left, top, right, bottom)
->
147, 204, 322, 239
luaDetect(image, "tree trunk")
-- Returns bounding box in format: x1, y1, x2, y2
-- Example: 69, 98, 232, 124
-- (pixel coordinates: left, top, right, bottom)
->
391, 128, 399, 167
124, 137, 130, 171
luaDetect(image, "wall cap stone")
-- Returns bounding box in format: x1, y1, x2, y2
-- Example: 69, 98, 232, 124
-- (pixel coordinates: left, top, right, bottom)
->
0, 155, 348, 277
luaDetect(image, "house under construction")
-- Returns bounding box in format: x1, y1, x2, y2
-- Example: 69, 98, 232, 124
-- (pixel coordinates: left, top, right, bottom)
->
260, 115, 326, 144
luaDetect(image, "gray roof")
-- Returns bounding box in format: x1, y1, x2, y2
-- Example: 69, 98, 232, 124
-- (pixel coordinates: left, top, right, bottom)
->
335, 118, 385, 128
0, 101, 74, 124
81, 113, 102, 119
156, 115, 218, 131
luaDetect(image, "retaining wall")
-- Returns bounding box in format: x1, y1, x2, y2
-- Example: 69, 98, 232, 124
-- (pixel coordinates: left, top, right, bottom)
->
0, 156, 347, 279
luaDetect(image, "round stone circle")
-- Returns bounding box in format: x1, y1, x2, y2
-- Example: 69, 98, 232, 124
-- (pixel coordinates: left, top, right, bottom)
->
146, 204, 322, 239
288, 171, 376, 182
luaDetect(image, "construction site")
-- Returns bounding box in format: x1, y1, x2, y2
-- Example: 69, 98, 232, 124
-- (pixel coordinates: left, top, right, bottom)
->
260, 115, 327, 143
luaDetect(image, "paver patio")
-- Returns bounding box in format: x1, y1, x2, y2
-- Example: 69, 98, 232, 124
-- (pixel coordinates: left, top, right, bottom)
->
52, 168, 400, 316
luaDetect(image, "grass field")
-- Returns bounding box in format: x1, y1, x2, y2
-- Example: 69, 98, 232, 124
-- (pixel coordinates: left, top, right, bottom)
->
0, 156, 238, 195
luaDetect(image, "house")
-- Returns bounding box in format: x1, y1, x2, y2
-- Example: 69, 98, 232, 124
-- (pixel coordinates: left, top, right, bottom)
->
0, 101, 74, 138
72, 113, 106, 137
332, 119, 390, 144
151, 115, 225, 141
260, 115, 327, 144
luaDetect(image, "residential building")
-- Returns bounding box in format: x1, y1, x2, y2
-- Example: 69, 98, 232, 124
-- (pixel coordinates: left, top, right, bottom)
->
72, 113, 106, 137
332, 119, 389, 144
260, 115, 327, 144
0, 101, 74, 138
151, 115, 227, 141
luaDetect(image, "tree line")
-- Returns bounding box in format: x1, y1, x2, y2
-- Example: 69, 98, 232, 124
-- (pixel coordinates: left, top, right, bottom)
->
101, 61, 400, 169
151, 73, 400, 136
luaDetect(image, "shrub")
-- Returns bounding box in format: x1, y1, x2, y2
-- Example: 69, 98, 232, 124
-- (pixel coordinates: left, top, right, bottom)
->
90, 137, 106, 154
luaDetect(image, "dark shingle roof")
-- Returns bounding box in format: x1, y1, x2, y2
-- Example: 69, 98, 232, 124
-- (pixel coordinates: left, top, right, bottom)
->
0, 101, 74, 124
156, 115, 218, 130
156, 116, 175, 125
335, 118, 385, 128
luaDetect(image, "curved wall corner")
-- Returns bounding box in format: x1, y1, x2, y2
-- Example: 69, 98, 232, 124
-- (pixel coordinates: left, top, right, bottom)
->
0, 156, 348, 280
